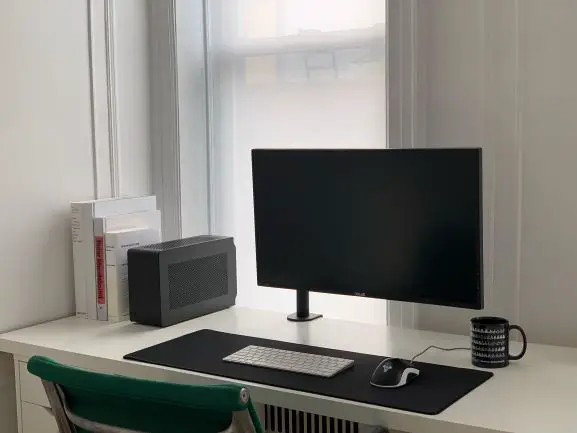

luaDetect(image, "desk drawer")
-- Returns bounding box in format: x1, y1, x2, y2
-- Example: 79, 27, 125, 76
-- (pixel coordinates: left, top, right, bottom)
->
19, 362, 49, 408
21, 402, 58, 433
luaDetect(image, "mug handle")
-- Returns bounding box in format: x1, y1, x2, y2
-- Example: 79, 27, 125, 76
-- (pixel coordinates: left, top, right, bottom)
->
508, 325, 527, 360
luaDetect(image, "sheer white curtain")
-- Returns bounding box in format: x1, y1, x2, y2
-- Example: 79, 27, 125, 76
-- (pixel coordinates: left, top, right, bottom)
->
207, 0, 389, 324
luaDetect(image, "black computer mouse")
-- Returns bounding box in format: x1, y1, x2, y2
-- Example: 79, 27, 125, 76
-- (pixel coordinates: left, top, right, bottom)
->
369, 357, 420, 388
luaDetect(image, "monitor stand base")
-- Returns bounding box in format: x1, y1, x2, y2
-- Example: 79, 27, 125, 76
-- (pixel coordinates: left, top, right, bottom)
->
287, 312, 322, 322
287, 290, 322, 322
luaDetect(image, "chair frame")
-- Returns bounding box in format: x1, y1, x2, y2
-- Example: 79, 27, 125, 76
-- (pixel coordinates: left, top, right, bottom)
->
41, 380, 257, 433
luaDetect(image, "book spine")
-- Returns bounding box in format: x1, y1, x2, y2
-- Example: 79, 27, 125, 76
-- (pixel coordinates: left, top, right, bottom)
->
85, 206, 98, 320
105, 236, 122, 323
93, 218, 108, 321
70, 204, 87, 318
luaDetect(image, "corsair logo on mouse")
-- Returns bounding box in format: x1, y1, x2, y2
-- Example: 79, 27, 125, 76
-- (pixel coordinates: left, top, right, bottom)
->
382, 362, 392, 372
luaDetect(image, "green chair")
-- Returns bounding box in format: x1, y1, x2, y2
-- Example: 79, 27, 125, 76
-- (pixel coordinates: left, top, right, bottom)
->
27, 356, 263, 433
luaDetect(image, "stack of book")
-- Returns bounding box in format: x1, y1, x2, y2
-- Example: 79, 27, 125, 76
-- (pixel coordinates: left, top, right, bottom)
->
71, 196, 162, 322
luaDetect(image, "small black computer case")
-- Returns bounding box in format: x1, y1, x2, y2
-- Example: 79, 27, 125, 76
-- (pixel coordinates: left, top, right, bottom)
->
127, 236, 237, 327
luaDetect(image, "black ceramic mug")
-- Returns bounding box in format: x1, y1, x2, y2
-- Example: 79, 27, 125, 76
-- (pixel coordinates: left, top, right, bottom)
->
470, 317, 527, 368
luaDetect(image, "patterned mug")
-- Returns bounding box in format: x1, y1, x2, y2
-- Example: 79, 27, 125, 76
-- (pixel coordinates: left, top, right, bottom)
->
471, 317, 527, 368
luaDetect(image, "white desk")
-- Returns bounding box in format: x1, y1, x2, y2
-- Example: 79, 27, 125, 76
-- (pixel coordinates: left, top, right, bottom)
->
0, 307, 574, 433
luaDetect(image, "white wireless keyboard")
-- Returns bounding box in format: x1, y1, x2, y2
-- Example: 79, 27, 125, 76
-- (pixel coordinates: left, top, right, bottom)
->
223, 345, 354, 378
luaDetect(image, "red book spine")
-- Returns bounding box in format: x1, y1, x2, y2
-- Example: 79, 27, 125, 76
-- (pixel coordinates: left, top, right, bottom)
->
95, 236, 106, 314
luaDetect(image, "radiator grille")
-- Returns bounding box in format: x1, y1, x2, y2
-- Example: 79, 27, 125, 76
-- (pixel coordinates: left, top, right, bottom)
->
263, 405, 359, 433
167, 253, 228, 309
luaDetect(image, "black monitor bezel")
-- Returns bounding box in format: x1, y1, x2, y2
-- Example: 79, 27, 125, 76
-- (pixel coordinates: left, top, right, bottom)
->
251, 148, 484, 311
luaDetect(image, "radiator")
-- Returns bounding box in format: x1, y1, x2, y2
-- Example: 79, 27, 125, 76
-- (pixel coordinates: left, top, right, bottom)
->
255, 404, 393, 433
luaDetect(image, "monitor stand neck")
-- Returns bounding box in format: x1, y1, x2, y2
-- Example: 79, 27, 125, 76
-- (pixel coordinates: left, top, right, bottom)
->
287, 290, 323, 322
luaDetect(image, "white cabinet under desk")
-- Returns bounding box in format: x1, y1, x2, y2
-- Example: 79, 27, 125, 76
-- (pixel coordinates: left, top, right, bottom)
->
0, 306, 575, 433
11, 356, 57, 433
21, 400, 58, 433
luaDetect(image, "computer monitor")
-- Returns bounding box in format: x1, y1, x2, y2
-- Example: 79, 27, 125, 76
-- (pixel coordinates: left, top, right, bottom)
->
251, 148, 483, 321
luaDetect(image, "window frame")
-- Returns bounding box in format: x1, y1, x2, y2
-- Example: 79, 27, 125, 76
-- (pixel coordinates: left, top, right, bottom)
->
148, 0, 421, 328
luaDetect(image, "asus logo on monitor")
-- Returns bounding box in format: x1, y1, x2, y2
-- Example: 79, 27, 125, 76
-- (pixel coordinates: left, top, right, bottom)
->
353, 292, 366, 297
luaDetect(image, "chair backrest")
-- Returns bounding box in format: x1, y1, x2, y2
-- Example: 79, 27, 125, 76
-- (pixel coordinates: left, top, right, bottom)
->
28, 356, 263, 433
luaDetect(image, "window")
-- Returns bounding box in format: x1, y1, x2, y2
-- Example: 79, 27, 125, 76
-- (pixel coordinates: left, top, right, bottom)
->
150, 1, 416, 326
205, 0, 388, 323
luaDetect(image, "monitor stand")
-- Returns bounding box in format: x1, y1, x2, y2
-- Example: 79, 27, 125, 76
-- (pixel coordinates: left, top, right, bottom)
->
287, 290, 322, 322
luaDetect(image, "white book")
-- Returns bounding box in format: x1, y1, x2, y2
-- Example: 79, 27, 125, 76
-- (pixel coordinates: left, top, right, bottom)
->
93, 210, 161, 321
105, 228, 161, 323
70, 196, 157, 319
71, 203, 88, 318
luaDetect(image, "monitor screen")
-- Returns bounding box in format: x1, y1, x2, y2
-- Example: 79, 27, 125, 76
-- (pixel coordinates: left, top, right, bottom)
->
251, 148, 483, 310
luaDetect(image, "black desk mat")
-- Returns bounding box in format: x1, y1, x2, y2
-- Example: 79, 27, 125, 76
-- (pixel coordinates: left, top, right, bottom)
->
124, 329, 492, 415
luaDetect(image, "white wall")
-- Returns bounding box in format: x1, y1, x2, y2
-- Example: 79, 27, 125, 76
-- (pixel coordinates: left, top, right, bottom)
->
0, 1, 94, 430
0, 0, 95, 332
0, 1, 150, 430
0, 0, 151, 331
413, 0, 577, 347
